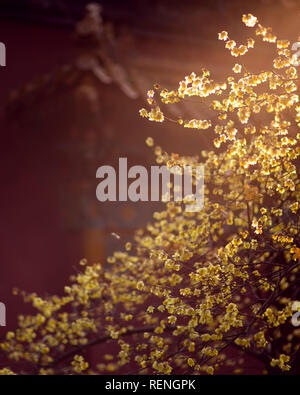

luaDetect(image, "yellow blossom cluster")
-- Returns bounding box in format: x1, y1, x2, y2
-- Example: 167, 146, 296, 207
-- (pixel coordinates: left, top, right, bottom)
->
270, 354, 291, 371
71, 355, 89, 373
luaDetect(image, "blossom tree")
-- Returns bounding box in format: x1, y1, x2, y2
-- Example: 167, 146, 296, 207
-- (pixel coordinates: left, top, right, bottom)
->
1, 14, 299, 375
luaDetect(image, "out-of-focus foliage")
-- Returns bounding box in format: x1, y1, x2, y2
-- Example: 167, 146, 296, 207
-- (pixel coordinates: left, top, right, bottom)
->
1, 14, 300, 375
